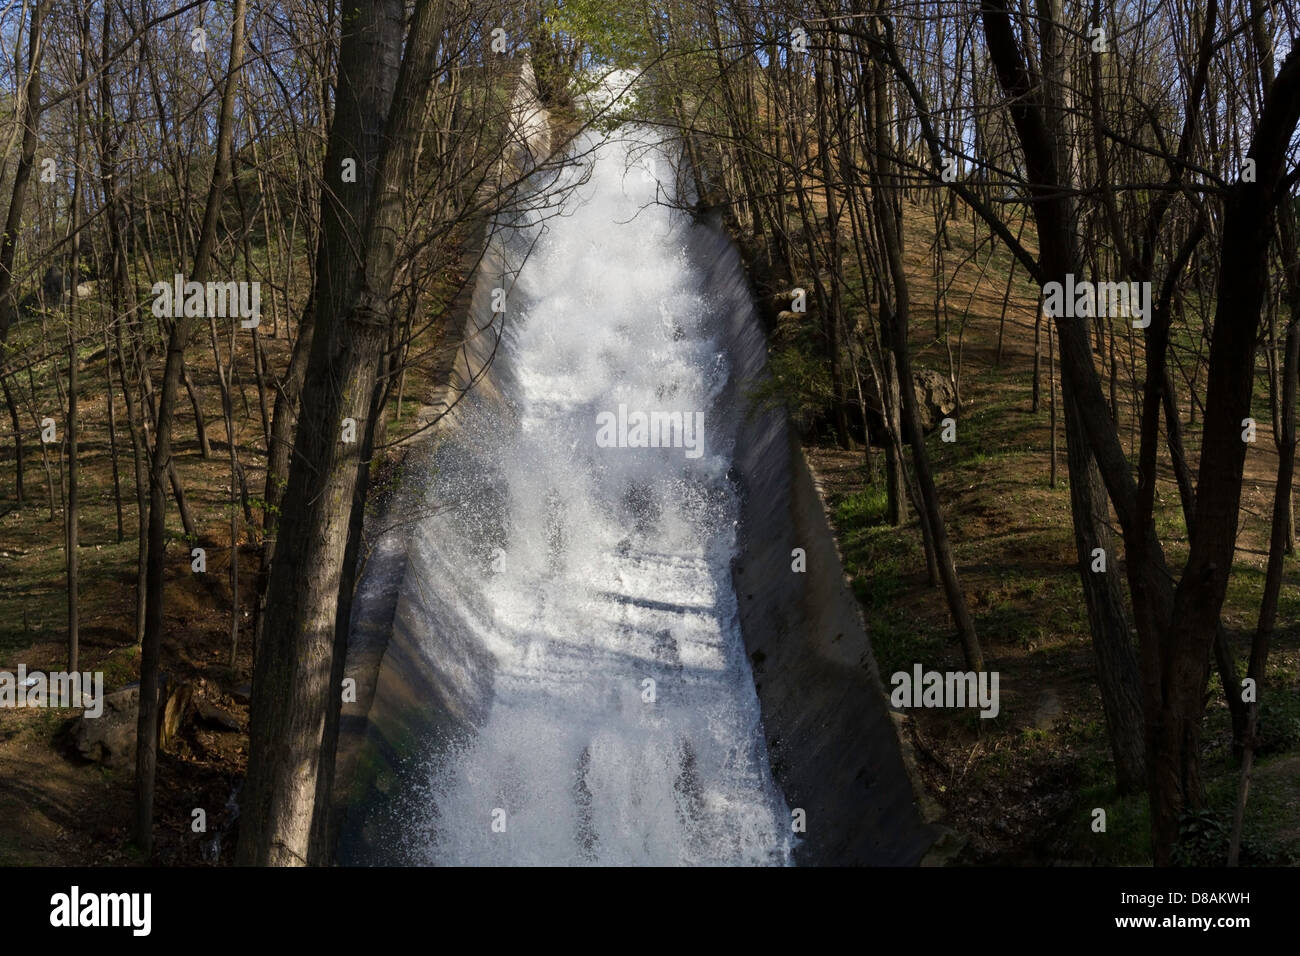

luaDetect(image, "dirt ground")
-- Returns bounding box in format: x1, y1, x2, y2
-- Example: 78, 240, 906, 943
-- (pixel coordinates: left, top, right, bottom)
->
0, 191, 1295, 866
797, 203, 1300, 864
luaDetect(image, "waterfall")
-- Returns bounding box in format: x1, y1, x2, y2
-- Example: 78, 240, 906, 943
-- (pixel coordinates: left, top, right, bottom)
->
391, 118, 793, 866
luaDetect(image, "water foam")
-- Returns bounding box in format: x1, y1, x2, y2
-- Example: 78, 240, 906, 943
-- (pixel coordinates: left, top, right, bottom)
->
402, 123, 792, 866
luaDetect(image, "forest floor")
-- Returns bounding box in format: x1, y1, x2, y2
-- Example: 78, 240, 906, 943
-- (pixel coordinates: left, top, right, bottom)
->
0, 186, 1297, 865
792, 201, 1300, 865
0, 242, 466, 864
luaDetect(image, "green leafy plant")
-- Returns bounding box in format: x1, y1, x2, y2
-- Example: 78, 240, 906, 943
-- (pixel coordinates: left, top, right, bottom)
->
1171, 806, 1230, 866
1257, 688, 1300, 756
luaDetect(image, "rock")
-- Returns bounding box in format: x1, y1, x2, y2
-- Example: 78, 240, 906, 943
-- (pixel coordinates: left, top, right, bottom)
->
850, 367, 959, 445
41, 265, 68, 302
771, 290, 797, 313
71, 686, 139, 768
911, 368, 957, 433
193, 698, 241, 732
772, 287, 816, 313
920, 827, 969, 866
1033, 688, 1062, 731
34, 267, 96, 309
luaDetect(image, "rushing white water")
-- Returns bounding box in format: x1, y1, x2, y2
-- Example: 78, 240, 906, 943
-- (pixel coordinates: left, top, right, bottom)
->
402, 118, 792, 866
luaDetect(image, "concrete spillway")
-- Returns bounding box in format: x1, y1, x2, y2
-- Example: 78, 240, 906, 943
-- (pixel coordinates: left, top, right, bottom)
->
332, 72, 938, 867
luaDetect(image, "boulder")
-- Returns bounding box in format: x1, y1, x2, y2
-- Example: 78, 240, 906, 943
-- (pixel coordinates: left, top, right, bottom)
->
70, 686, 139, 768
41, 265, 68, 303
911, 368, 957, 433
770, 290, 798, 314
193, 698, 241, 732
849, 367, 959, 446
37, 267, 95, 308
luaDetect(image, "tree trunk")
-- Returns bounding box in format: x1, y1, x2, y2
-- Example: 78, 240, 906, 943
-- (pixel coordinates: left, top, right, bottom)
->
255, 0, 406, 658
181, 363, 211, 459
66, 335, 79, 673
134, 0, 249, 855
814, 50, 850, 449
104, 325, 124, 542
0, 0, 52, 343
309, 379, 383, 862
979, 0, 1148, 796
2, 376, 22, 508
868, 39, 982, 670
1150, 50, 1300, 863
1231, 192, 1300, 864
239, 0, 444, 866
65, 0, 90, 674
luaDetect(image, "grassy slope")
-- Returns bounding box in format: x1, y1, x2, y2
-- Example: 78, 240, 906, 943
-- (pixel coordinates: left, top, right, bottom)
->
800, 198, 1300, 864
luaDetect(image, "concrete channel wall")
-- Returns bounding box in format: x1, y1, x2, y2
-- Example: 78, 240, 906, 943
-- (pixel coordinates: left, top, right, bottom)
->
330, 68, 938, 866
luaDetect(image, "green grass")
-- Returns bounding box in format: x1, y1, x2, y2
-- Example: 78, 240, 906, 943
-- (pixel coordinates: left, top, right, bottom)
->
976, 600, 1048, 650
829, 481, 953, 676
1258, 685, 1300, 756
833, 483, 891, 530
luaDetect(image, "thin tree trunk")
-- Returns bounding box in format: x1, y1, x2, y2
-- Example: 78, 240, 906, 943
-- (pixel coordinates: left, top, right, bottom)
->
868, 43, 982, 670
0, 1, 52, 343
135, 0, 249, 855
105, 323, 124, 541
66, 334, 78, 673
114, 322, 148, 644
1232, 204, 1300, 865
101, 5, 146, 629
29, 366, 54, 521
814, 49, 850, 449
977, 0, 1149, 796
181, 363, 211, 459
3, 376, 23, 508
1049, 308, 1057, 487
65, 0, 90, 673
